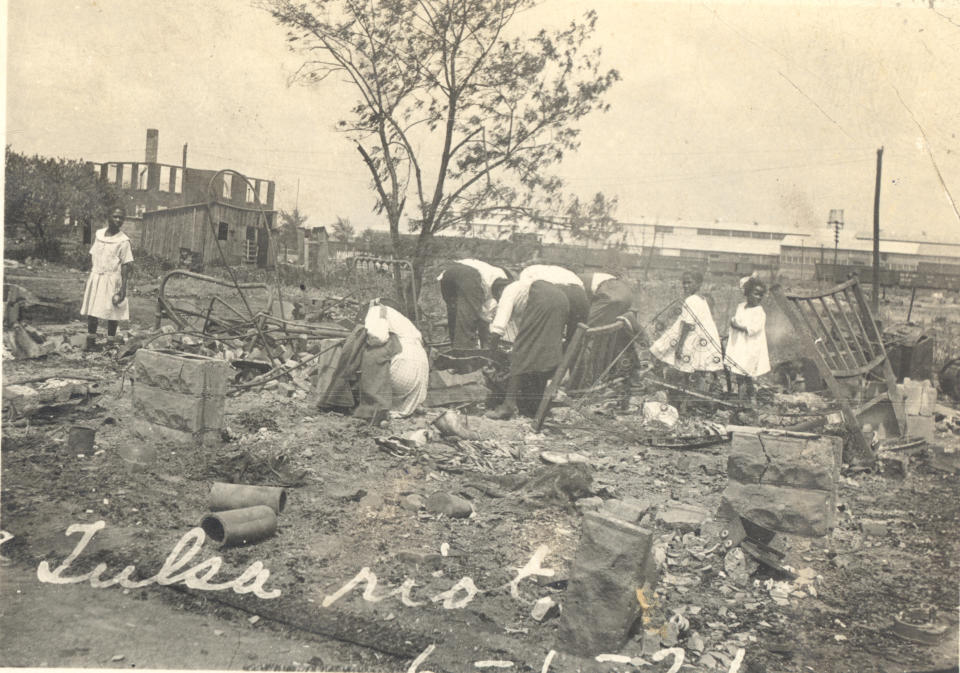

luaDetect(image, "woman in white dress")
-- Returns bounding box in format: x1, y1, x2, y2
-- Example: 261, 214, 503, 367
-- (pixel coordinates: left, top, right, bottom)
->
724, 275, 770, 403
649, 271, 723, 389
80, 206, 134, 349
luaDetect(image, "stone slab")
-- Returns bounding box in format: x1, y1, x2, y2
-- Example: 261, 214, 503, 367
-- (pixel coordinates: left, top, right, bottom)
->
601, 497, 655, 525
655, 502, 711, 532
727, 432, 841, 491
906, 414, 935, 442
131, 381, 225, 435
132, 348, 229, 397
556, 511, 654, 656
721, 482, 835, 537
128, 417, 221, 447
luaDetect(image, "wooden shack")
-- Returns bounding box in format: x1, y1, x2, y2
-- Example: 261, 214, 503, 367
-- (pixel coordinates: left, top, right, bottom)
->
140, 202, 276, 269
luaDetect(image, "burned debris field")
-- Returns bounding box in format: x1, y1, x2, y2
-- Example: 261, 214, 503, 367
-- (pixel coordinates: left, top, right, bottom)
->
2, 254, 959, 673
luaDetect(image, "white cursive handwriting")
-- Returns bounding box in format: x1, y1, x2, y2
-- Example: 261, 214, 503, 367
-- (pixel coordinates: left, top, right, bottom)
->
36, 520, 280, 599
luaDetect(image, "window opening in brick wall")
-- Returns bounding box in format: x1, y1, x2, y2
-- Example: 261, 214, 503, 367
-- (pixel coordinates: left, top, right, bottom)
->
217, 222, 229, 241
159, 166, 171, 193
137, 165, 149, 190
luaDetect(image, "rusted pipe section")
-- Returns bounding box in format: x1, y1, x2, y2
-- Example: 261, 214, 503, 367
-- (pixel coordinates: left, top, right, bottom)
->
209, 482, 287, 514
200, 505, 277, 548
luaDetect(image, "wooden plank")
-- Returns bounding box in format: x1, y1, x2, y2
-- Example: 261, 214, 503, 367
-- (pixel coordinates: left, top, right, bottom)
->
817, 296, 858, 370
784, 278, 858, 300
830, 293, 869, 366
534, 324, 587, 432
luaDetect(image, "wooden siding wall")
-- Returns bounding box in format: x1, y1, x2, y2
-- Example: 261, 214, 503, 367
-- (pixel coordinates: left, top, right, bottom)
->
141, 204, 275, 268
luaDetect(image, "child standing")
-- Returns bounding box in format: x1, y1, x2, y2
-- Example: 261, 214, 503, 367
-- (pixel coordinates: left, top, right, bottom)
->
649, 271, 724, 389
724, 274, 770, 403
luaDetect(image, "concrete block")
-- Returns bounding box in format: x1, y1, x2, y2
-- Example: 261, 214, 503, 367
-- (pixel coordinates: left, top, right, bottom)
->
129, 417, 221, 447
655, 502, 711, 532
727, 432, 841, 491
721, 482, 835, 537
132, 349, 229, 397
906, 414, 935, 442
601, 497, 654, 525
556, 512, 654, 656
131, 382, 225, 435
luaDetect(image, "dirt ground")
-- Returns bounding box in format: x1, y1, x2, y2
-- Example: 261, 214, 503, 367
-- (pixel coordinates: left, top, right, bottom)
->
2, 258, 959, 673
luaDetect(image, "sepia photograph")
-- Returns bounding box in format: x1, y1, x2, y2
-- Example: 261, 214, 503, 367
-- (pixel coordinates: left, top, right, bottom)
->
2, 0, 959, 671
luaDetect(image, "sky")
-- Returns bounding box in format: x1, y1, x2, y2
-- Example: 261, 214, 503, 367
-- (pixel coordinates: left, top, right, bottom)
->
5, 0, 960, 247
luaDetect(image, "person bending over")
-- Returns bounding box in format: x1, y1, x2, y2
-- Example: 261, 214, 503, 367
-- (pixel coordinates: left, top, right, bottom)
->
485, 278, 570, 420
438, 259, 510, 349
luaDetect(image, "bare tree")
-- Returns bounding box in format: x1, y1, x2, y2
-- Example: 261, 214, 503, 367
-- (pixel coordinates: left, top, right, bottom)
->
261, 0, 620, 292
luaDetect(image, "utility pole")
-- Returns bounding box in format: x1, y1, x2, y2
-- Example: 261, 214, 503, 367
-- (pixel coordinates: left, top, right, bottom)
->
828, 209, 844, 267
872, 147, 884, 315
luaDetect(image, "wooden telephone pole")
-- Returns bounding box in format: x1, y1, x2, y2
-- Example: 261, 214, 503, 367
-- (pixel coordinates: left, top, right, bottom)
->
872, 147, 884, 315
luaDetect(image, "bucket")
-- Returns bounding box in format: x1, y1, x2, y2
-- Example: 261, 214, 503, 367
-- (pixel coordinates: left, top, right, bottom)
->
209, 482, 287, 514
67, 426, 96, 451
200, 505, 277, 548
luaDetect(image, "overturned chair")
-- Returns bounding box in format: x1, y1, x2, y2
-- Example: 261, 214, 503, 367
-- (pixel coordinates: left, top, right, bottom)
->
771, 277, 905, 464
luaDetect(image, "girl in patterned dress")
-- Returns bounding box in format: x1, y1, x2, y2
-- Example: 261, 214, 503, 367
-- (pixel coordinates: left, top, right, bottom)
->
649, 271, 723, 389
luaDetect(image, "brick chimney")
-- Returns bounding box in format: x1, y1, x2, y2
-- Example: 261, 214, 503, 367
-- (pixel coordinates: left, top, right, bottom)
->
145, 129, 159, 163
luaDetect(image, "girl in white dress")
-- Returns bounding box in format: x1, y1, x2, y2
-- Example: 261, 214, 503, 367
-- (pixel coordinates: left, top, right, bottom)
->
650, 271, 723, 389
80, 206, 134, 349
724, 275, 770, 403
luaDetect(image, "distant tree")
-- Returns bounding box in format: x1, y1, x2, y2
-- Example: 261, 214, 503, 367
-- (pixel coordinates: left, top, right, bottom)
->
358, 228, 376, 250
331, 216, 355, 242
277, 207, 308, 251
262, 0, 620, 295
4, 148, 118, 258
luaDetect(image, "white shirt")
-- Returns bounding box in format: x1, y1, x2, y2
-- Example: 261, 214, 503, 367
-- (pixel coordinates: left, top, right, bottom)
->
364, 304, 423, 347
519, 265, 583, 287
590, 272, 616, 294
489, 279, 533, 337
438, 259, 508, 321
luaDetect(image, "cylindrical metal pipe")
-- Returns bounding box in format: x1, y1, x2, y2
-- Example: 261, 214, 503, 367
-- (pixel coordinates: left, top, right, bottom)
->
209, 482, 286, 514
200, 505, 277, 548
